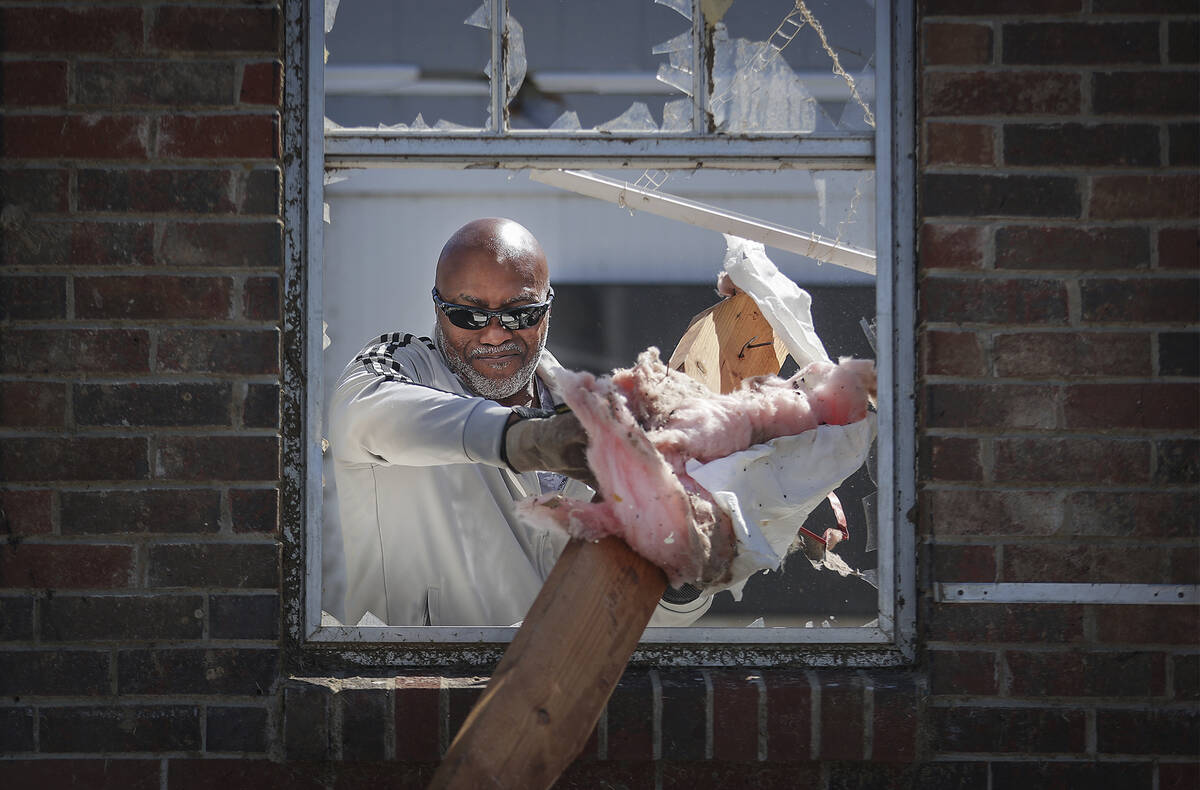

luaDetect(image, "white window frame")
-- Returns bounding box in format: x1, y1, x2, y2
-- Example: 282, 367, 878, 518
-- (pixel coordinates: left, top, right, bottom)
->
283, 0, 916, 666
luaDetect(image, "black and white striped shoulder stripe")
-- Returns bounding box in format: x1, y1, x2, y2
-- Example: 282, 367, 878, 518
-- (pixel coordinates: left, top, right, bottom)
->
355, 333, 436, 382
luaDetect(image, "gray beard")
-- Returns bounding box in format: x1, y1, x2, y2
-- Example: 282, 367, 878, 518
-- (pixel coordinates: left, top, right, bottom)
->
436, 322, 546, 401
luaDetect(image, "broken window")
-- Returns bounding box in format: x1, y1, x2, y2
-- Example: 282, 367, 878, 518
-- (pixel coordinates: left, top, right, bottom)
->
304, 0, 914, 661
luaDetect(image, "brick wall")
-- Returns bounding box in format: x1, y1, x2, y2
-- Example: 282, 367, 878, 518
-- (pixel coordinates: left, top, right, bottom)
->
1, 1, 1197, 788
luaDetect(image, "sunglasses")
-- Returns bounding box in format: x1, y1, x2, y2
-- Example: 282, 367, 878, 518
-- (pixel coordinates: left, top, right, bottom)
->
432, 287, 554, 331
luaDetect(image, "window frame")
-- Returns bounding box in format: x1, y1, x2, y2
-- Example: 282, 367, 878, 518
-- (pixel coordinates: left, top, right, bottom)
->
282, 0, 916, 668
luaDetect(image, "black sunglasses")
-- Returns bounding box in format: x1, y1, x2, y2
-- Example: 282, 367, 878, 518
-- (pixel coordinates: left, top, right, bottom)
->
432, 287, 554, 331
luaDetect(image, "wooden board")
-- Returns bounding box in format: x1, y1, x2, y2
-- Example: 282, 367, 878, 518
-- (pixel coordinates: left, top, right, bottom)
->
668, 291, 789, 394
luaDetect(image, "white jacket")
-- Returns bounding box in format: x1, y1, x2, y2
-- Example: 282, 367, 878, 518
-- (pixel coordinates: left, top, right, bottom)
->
326, 331, 712, 627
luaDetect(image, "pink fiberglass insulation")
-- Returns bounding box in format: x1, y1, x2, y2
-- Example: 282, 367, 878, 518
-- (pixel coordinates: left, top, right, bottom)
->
516, 348, 876, 589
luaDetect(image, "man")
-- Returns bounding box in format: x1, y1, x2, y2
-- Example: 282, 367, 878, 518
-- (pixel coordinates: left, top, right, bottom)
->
327, 218, 711, 626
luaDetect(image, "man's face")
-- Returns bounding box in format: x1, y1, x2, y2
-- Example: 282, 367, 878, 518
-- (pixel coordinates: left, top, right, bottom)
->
433, 249, 550, 401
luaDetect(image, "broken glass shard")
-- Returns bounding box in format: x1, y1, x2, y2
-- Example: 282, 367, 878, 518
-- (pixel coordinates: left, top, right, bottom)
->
709, 23, 817, 133
597, 101, 659, 132
324, 0, 340, 33
654, 0, 692, 21
550, 110, 583, 131
661, 98, 692, 131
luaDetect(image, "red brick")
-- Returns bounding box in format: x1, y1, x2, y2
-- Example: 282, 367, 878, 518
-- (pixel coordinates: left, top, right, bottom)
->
1158, 227, 1199, 270
928, 649, 998, 695
150, 6, 280, 53
924, 71, 1081, 116
993, 332, 1151, 377
158, 115, 280, 160
157, 329, 279, 374
241, 61, 283, 105
0, 760, 159, 790
933, 706, 1086, 753
1094, 71, 1200, 115
395, 676, 441, 761
1064, 383, 1199, 430
74, 60, 236, 107
1, 115, 149, 160
0, 381, 66, 427
231, 488, 279, 534
0, 329, 150, 374
1097, 605, 1200, 645
921, 277, 1069, 324
1005, 123, 1159, 168
155, 436, 279, 482
0, 167, 69, 212
925, 489, 1061, 537
1003, 22, 1159, 65
922, 437, 983, 482
1, 437, 149, 482
923, 330, 987, 376
1063, 490, 1197, 539
1097, 708, 1200, 755
1, 275, 66, 319
925, 122, 995, 166
929, 603, 1086, 643
75, 276, 232, 320
1091, 175, 1200, 220
924, 23, 993, 65
61, 489, 222, 536
0, 489, 52, 536
0, 6, 143, 54
0, 543, 133, 589
870, 674, 920, 762
71, 221, 157, 267
2, 61, 68, 106
1001, 543, 1163, 584
995, 437, 1149, 484
932, 543, 996, 582
996, 226, 1150, 271
1080, 277, 1199, 323
927, 383, 1058, 429
710, 670, 759, 761
160, 221, 282, 268
77, 168, 279, 215
919, 224, 986, 271
245, 277, 281, 320
1, 219, 70, 267
763, 672, 811, 761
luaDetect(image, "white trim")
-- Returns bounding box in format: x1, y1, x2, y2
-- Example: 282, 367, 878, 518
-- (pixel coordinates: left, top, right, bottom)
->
936, 583, 1200, 605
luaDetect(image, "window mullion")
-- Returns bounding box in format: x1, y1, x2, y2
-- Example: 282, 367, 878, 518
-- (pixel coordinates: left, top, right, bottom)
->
490, 0, 506, 133
691, 0, 707, 134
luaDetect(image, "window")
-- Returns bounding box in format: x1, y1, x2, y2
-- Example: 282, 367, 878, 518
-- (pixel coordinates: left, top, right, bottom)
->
285, 0, 915, 664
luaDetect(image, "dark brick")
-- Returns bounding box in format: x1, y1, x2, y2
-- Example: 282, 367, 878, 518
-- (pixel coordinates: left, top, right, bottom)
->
831, 762, 989, 790
764, 672, 811, 761
927, 383, 1057, 429
996, 226, 1149, 271
0, 218, 70, 268
921, 276, 1069, 324
158, 114, 279, 160
928, 649, 998, 695
924, 71, 1081, 116
1091, 175, 1200, 220
77, 168, 279, 215
1169, 20, 1199, 64
1171, 546, 1200, 584
995, 437, 1148, 484
168, 759, 327, 790
41, 594, 204, 641
150, 6, 280, 53
75, 382, 233, 427
244, 276, 281, 320
1174, 654, 1199, 701
240, 61, 283, 105
1160, 332, 1199, 376
919, 224, 986, 270
1063, 490, 1198, 539
924, 22, 993, 65
147, 542, 279, 589
1081, 277, 1200, 323
1094, 0, 1197, 11
0, 275, 65, 319
659, 670, 706, 760
818, 673, 865, 761
2, 60, 68, 106
1097, 606, 1200, 645
1097, 707, 1199, 755
284, 681, 331, 761
70, 221, 156, 267
1064, 382, 1199, 430
922, 330, 986, 376
210, 593, 279, 640
0, 596, 35, 640
76, 276, 232, 320
394, 676, 441, 761
244, 384, 279, 429
1159, 227, 1199, 270
925, 122, 995, 166
870, 674, 920, 762
0, 707, 35, 754
662, 761, 821, 790
2, 114, 149, 160
1156, 439, 1199, 484
231, 488, 279, 534
606, 672, 653, 760
0, 759, 159, 789
0, 489, 53, 537
993, 331, 1150, 377
932, 543, 996, 582
0, 381, 67, 427
931, 706, 1085, 753
928, 603, 1085, 643
1003, 22, 1158, 65
1162, 763, 1200, 790
0, 167, 68, 212
1094, 71, 1200, 115
118, 648, 278, 695
155, 436, 279, 482
74, 60, 236, 106
1169, 123, 1199, 166
923, 174, 1080, 218
339, 687, 390, 761
710, 670, 760, 761
1007, 650, 1166, 697
0, 650, 110, 696
1005, 123, 1158, 167
922, 436, 983, 482
206, 706, 269, 753
0, 544, 133, 589
40, 706, 200, 752
926, 0, 1081, 11
60, 489, 221, 536
445, 677, 485, 748
160, 221, 282, 268
992, 762, 1152, 790
0, 437, 149, 482
0, 329, 150, 375
0, 6, 143, 54
157, 329, 280, 374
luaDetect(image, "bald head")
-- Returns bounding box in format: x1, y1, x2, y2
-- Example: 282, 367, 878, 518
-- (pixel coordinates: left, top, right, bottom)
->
434, 218, 548, 294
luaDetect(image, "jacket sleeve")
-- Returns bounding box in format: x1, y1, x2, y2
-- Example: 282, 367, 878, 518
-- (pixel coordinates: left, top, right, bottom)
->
328, 334, 514, 468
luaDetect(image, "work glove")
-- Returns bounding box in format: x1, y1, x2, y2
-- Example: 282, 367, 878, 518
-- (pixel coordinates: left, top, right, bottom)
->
502, 407, 596, 488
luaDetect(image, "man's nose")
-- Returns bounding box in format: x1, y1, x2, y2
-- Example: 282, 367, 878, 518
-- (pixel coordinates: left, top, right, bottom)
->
477, 317, 514, 344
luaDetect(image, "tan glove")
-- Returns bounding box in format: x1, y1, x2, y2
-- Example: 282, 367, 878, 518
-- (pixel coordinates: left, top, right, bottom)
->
502, 408, 595, 487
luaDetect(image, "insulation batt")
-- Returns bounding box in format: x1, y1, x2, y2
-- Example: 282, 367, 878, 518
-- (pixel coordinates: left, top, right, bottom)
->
516, 348, 877, 589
